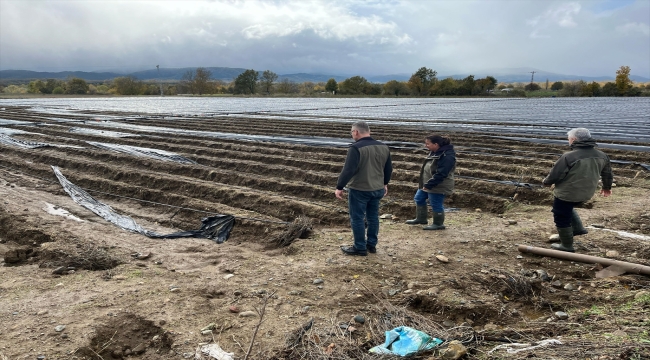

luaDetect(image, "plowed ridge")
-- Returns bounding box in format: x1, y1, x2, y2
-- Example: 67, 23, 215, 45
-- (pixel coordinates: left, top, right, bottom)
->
0, 99, 648, 241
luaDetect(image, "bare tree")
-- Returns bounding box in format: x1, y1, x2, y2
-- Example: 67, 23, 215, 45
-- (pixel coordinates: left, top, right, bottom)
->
260, 70, 278, 94
276, 78, 298, 94
194, 67, 213, 95
180, 70, 195, 94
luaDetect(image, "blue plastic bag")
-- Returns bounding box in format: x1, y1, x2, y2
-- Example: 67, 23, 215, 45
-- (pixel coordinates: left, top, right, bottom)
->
369, 326, 443, 356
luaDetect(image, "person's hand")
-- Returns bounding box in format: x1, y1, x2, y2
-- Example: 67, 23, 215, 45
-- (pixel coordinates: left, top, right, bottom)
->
600, 189, 612, 197
384, 185, 388, 196
335, 189, 344, 200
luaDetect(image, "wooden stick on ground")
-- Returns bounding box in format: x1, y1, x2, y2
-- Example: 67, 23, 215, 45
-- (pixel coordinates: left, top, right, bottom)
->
243, 291, 276, 360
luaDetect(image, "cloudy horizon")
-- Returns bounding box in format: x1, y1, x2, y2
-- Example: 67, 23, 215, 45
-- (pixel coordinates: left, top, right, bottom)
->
1, 0, 648, 78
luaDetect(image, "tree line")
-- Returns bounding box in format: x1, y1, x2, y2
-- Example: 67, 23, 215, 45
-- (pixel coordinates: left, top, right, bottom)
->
2, 65, 648, 97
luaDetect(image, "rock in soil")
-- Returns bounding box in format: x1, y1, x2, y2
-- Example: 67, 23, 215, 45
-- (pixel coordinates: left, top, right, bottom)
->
239, 311, 257, 317
441, 340, 467, 360
555, 311, 569, 320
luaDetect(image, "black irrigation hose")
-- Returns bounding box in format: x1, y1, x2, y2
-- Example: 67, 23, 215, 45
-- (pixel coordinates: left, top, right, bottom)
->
0, 162, 290, 225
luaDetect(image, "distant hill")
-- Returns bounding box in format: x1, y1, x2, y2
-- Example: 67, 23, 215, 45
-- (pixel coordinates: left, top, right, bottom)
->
442, 67, 650, 83
0, 70, 121, 81
0, 67, 250, 82
1, 67, 648, 83
278, 73, 347, 83
128, 67, 249, 81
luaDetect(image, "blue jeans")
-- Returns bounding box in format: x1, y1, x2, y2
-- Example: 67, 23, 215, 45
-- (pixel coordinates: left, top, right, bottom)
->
348, 188, 385, 251
414, 189, 446, 213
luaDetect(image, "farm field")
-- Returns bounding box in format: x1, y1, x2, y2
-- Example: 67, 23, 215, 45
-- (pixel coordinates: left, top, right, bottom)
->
0, 97, 649, 359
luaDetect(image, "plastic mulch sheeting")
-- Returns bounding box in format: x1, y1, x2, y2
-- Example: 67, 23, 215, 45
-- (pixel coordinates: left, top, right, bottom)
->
69, 127, 140, 138
52, 166, 234, 243
0, 134, 84, 149
86, 141, 197, 164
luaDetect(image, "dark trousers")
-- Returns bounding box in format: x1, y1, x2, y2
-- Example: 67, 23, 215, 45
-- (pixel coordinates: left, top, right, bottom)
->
552, 197, 581, 228
348, 188, 385, 251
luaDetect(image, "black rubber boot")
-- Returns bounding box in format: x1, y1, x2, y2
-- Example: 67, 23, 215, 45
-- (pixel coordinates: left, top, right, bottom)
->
405, 205, 428, 225
571, 210, 588, 236
423, 212, 446, 230
551, 227, 575, 252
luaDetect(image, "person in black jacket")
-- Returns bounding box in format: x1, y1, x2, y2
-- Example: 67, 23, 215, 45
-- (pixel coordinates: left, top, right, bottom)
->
335, 121, 392, 256
542, 128, 612, 252
405, 135, 456, 230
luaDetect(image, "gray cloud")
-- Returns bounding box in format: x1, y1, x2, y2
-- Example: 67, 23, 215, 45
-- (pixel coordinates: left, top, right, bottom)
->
0, 0, 648, 78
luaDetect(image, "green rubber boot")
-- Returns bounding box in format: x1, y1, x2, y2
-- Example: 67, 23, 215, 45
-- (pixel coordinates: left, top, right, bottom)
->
405, 205, 428, 225
423, 212, 446, 230
571, 210, 588, 236
551, 227, 575, 252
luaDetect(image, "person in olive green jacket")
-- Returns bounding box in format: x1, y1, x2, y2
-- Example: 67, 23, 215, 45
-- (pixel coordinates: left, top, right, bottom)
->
543, 128, 612, 252
405, 135, 456, 230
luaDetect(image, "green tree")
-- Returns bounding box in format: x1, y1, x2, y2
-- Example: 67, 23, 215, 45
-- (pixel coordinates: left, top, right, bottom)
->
550, 81, 564, 91
260, 70, 278, 94
581, 81, 601, 97
474, 76, 498, 94
193, 67, 213, 95
431, 77, 457, 96
52, 86, 64, 94
113, 76, 142, 95
234, 69, 258, 94
600, 82, 617, 96
3, 84, 28, 94
561, 80, 586, 97
457, 75, 475, 95
409, 67, 437, 95
66, 78, 89, 94
524, 83, 541, 91
325, 78, 338, 93
339, 76, 369, 95
28, 80, 45, 94
363, 82, 383, 95
615, 65, 633, 95
625, 86, 642, 97
383, 80, 410, 96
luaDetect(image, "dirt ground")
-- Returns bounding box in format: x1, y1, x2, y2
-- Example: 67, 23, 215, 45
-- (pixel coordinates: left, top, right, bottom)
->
0, 105, 649, 359
1, 169, 649, 359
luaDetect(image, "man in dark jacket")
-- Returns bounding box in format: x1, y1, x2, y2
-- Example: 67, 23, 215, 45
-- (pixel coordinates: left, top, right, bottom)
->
543, 128, 612, 252
336, 121, 392, 256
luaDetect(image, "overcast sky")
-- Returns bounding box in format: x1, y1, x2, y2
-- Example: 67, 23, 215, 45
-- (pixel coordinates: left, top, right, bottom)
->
1, 0, 649, 77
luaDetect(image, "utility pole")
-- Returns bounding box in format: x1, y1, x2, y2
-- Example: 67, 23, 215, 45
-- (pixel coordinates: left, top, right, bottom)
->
529, 71, 536, 84
156, 65, 163, 96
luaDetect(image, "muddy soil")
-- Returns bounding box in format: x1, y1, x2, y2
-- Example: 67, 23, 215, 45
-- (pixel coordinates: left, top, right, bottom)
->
1, 105, 649, 359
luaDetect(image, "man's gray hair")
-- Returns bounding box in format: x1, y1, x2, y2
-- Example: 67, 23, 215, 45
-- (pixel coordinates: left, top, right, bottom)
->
567, 128, 591, 141
352, 121, 370, 134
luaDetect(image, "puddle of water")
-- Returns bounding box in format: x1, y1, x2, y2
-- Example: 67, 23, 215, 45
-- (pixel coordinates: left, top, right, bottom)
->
43, 202, 84, 222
